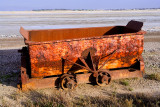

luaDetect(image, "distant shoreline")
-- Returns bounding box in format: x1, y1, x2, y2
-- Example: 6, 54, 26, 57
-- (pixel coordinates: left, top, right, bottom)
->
0, 8, 160, 12
32, 8, 160, 11
0, 8, 160, 14
0, 8, 160, 13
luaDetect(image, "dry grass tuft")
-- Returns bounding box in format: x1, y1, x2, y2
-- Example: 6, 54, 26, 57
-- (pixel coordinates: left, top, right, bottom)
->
22, 90, 69, 107
146, 73, 160, 81
128, 87, 133, 91
119, 79, 129, 86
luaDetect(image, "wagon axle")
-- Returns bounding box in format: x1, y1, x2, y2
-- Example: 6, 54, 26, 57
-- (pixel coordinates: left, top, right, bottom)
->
60, 71, 111, 90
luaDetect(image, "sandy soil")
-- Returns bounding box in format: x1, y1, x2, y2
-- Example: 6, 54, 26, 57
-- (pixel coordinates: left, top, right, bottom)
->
0, 10, 160, 106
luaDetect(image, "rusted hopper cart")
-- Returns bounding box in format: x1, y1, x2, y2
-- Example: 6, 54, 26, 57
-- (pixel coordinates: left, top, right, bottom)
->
18, 20, 146, 90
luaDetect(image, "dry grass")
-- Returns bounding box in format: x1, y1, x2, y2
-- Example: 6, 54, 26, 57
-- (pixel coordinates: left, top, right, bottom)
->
128, 87, 133, 91
25, 92, 160, 107
119, 79, 129, 86
1, 89, 160, 107
22, 90, 69, 107
146, 73, 160, 81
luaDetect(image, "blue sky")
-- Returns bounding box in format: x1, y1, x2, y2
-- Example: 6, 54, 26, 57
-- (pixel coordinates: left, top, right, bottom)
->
0, 0, 160, 11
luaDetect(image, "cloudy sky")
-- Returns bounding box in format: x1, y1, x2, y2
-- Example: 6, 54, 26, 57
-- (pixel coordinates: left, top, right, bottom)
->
0, 0, 160, 11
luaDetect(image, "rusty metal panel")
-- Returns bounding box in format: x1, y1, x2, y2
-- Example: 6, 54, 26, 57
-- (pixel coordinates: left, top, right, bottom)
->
20, 26, 114, 42
28, 32, 144, 78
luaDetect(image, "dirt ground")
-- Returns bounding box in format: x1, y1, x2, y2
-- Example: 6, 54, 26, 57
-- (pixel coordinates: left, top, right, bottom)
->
0, 10, 160, 106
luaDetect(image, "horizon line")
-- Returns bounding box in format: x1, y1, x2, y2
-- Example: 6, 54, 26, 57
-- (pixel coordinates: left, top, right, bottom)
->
0, 7, 160, 11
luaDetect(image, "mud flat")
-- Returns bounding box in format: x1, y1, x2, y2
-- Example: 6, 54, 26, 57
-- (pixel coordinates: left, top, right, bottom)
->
0, 10, 160, 106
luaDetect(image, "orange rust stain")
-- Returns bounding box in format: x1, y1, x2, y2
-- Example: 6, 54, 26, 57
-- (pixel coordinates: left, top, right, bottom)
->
28, 34, 144, 78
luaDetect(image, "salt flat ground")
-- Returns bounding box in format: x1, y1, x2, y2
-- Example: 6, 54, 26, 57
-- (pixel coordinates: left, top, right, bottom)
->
0, 10, 160, 106
0, 9, 160, 37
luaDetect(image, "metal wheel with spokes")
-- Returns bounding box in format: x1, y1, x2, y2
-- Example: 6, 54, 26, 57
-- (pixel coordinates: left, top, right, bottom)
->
60, 74, 77, 90
96, 71, 111, 86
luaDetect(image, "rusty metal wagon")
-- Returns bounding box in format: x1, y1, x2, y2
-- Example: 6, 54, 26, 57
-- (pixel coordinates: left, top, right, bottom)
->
18, 20, 146, 90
